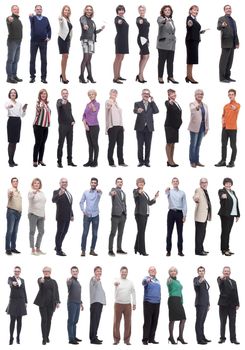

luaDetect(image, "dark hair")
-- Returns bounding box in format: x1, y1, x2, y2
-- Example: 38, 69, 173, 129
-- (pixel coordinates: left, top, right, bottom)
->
94, 266, 102, 272
172, 177, 179, 182
11, 177, 18, 183
8, 89, 18, 99
116, 177, 123, 183
197, 266, 205, 272
223, 177, 233, 186
38, 89, 48, 103
61, 88, 68, 94
14, 266, 21, 270
120, 266, 128, 271
71, 266, 79, 271
160, 5, 173, 18
167, 89, 176, 95
228, 89, 236, 95
35, 5, 42, 9
116, 5, 125, 14
224, 4, 231, 11
91, 177, 98, 183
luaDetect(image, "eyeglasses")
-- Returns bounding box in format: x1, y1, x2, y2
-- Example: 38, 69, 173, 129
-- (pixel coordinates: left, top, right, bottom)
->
43, 270, 51, 273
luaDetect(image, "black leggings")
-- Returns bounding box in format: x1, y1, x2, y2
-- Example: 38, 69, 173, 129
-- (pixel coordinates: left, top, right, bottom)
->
10, 316, 22, 339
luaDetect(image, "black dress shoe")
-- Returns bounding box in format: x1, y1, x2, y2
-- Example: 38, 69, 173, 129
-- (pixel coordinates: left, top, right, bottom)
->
108, 251, 115, 256
226, 162, 235, 168
57, 162, 63, 168
46, 338, 50, 343
196, 252, 207, 256
11, 249, 21, 254
215, 161, 226, 167
83, 161, 92, 167
117, 250, 127, 254
8, 161, 15, 167
69, 340, 79, 344
142, 340, 148, 345
90, 161, 98, 167
228, 78, 236, 82
138, 163, 144, 167
30, 77, 35, 83
56, 251, 66, 256
68, 162, 77, 167
41, 79, 48, 84
220, 79, 230, 83
42, 339, 46, 345
119, 163, 128, 167
166, 252, 171, 256
13, 161, 18, 166
145, 163, 150, 167
6, 250, 12, 255
149, 340, 159, 344
203, 338, 211, 342
178, 252, 184, 256
203, 251, 209, 254
218, 339, 226, 344
14, 76, 23, 82
7, 77, 18, 83
198, 340, 207, 344
231, 340, 240, 345
75, 338, 82, 342
91, 339, 102, 344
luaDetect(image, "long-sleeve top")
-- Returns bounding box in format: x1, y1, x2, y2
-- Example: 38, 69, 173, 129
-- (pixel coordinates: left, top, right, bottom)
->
28, 190, 46, 217
58, 16, 72, 41
33, 101, 51, 127
30, 15, 51, 42
142, 276, 161, 303
83, 100, 100, 126
7, 187, 22, 212
167, 278, 183, 303
34, 277, 60, 308
114, 278, 136, 305
105, 100, 123, 133
217, 277, 239, 307
7, 14, 22, 41
222, 101, 240, 130
166, 188, 187, 216
193, 276, 210, 307
56, 99, 75, 126
90, 277, 106, 305
8, 276, 27, 303
5, 100, 25, 118
79, 189, 102, 217
133, 189, 156, 215
67, 277, 82, 304
80, 15, 102, 42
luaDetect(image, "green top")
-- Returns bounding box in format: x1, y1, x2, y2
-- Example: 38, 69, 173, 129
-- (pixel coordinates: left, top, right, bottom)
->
167, 278, 183, 303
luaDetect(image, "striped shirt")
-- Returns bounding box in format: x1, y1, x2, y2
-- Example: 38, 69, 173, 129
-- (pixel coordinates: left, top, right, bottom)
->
33, 101, 51, 127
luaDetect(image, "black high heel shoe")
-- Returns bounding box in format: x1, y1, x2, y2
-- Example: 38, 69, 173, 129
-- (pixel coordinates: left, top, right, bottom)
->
136, 75, 146, 83
167, 77, 179, 84
60, 74, 69, 84
38, 161, 46, 166
16, 336, 20, 344
87, 75, 96, 83
79, 76, 87, 83
185, 77, 198, 84
158, 78, 164, 84
177, 337, 188, 344
168, 337, 177, 345
140, 252, 149, 256
9, 337, 14, 345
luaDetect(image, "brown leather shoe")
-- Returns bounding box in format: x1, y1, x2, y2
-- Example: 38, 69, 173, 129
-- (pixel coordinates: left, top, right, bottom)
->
191, 163, 196, 168
90, 250, 98, 256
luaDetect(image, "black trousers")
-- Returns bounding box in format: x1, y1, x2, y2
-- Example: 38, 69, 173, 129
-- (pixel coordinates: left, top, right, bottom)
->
195, 306, 208, 342
39, 305, 54, 342
166, 209, 183, 253
195, 221, 207, 254
107, 126, 124, 165
90, 303, 103, 342
57, 125, 73, 163
219, 305, 237, 342
136, 127, 153, 165
220, 216, 234, 252
142, 301, 160, 342
219, 48, 234, 81
134, 214, 148, 254
33, 125, 48, 162
109, 214, 126, 251
30, 41, 47, 79
55, 220, 70, 252
86, 125, 100, 162
221, 129, 237, 163
158, 49, 174, 78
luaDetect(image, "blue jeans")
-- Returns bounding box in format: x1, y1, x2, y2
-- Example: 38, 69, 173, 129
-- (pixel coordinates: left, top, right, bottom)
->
67, 302, 80, 341
6, 39, 21, 78
81, 215, 99, 251
189, 131, 204, 164
5, 208, 21, 251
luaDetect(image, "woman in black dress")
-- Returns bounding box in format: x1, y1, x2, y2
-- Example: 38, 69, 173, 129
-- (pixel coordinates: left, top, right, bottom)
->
136, 5, 150, 83
58, 5, 72, 83
164, 89, 182, 167
113, 5, 129, 84
6, 266, 27, 345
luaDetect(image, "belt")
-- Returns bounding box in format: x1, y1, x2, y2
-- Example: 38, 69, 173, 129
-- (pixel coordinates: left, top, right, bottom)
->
170, 209, 182, 213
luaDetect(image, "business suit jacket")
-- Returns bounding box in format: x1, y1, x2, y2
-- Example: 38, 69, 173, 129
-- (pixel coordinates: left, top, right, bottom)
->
52, 189, 73, 222
217, 16, 239, 49
217, 277, 239, 307
218, 188, 240, 217
186, 16, 201, 42
157, 16, 176, 51
193, 277, 210, 307
134, 100, 159, 132
193, 188, 212, 222
188, 102, 209, 133
34, 277, 60, 309
110, 187, 127, 216
133, 189, 156, 216
164, 101, 182, 129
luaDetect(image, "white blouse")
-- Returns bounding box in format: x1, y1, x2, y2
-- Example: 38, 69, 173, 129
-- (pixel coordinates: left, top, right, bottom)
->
5, 100, 26, 118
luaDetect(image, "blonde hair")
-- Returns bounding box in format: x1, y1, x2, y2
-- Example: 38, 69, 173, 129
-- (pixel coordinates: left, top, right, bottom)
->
61, 5, 71, 17
31, 178, 42, 189
88, 89, 97, 96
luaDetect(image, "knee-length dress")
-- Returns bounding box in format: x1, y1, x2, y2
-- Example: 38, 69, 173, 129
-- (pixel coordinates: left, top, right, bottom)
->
6, 277, 27, 317
115, 16, 129, 54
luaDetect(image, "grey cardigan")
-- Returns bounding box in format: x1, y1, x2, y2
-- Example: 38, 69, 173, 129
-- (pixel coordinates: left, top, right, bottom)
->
156, 16, 176, 51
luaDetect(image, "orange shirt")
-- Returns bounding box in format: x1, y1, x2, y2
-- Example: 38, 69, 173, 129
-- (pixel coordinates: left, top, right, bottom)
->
222, 101, 240, 130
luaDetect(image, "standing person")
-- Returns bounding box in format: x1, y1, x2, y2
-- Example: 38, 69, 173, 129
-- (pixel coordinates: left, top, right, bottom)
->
136, 5, 150, 83
28, 178, 46, 255
133, 178, 159, 256
215, 89, 240, 168
193, 266, 211, 344
217, 178, 240, 256
113, 5, 129, 84
5, 177, 22, 255
134, 89, 159, 167
218, 5, 239, 82
29, 5, 51, 83
80, 178, 102, 257
105, 89, 127, 167
164, 89, 182, 167
56, 89, 76, 168
167, 267, 187, 345
188, 89, 209, 168
142, 266, 161, 345
6, 266, 27, 345
5, 89, 27, 167
32, 89, 51, 167
113, 266, 136, 345
34, 267, 60, 345
67, 266, 83, 345
193, 178, 212, 256
157, 5, 178, 84
217, 267, 240, 344
52, 178, 74, 256
89, 266, 106, 344
79, 5, 105, 83
6, 5, 23, 83
108, 177, 127, 256
165, 178, 187, 257
58, 5, 73, 84
82, 90, 100, 167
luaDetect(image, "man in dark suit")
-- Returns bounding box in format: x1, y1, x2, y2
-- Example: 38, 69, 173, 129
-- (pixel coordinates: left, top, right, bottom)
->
217, 5, 239, 82
217, 266, 240, 344
193, 266, 211, 344
108, 177, 127, 256
52, 178, 73, 256
134, 89, 159, 167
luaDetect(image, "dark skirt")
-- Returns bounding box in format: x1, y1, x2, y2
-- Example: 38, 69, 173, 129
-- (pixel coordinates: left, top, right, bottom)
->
137, 36, 149, 55
186, 40, 199, 64
58, 36, 71, 54
6, 298, 27, 317
168, 296, 186, 321
7, 117, 21, 143
165, 126, 179, 144
115, 36, 129, 54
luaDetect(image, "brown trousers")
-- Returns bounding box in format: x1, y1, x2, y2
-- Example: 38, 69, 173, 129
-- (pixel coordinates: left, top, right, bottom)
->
113, 303, 132, 343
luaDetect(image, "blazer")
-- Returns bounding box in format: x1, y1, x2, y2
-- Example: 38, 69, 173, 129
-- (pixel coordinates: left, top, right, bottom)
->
133, 189, 156, 216
218, 188, 240, 217
110, 187, 127, 216
80, 15, 102, 42
157, 16, 176, 51
134, 100, 159, 132
217, 15, 239, 49
52, 189, 73, 222
8, 277, 27, 303
217, 277, 239, 307
164, 100, 182, 129
193, 187, 212, 222
188, 102, 209, 133
186, 16, 201, 42
34, 277, 60, 309
193, 277, 210, 307
58, 16, 72, 41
